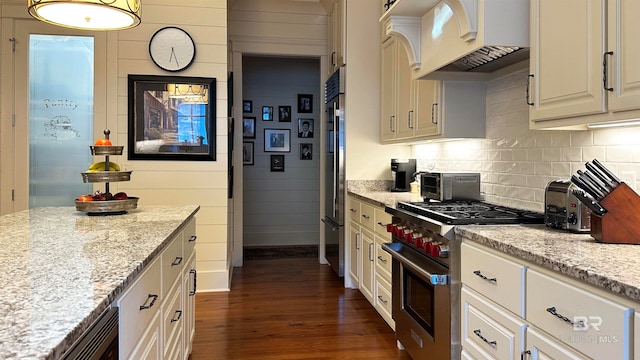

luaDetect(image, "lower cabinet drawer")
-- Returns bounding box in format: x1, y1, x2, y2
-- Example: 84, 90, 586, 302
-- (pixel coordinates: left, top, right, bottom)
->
374, 274, 394, 329
526, 269, 633, 360
461, 242, 525, 317
163, 280, 183, 355
183, 217, 197, 260
117, 258, 161, 359
525, 327, 589, 360
162, 234, 184, 298
461, 287, 526, 360
374, 241, 392, 280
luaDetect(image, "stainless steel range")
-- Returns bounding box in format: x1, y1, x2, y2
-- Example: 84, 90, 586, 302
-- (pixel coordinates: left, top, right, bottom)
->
383, 199, 544, 360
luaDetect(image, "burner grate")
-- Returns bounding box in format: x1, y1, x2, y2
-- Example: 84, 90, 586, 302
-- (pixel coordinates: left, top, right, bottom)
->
397, 201, 544, 225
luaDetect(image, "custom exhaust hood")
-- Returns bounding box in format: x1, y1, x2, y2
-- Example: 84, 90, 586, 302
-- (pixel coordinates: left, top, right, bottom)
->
380, 0, 529, 80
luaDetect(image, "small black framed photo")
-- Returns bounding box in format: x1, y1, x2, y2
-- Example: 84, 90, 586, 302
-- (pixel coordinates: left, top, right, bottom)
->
242, 142, 254, 165
297, 118, 314, 138
242, 117, 256, 138
262, 106, 273, 121
278, 106, 291, 122
270, 154, 285, 172
300, 143, 312, 160
243, 100, 252, 113
264, 129, 291, 152
297, 94, 313, 113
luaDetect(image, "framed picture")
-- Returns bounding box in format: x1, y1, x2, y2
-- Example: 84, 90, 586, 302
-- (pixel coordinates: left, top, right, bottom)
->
300, 143, 312, 160
264, 129, 290, 152
242, 117, 256, 138
262, 106, 273, 121
297, 94, 313, 113
297, 118, 314, 138
243, 100, 252, 113
278, 106, 291, 122
270, 154, 285, 172
242, 142, 254, 165
127, 74, 216, 161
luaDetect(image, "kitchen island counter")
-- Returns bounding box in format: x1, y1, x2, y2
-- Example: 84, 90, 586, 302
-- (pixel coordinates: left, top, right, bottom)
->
456, 224, 640, 303
0, 205, 199, 359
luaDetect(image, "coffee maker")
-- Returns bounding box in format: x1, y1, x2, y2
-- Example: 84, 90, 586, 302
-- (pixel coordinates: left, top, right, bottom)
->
391, 159, 416, 192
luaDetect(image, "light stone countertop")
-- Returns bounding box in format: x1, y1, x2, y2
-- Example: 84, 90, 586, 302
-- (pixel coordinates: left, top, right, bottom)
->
456, 224, 640, 303
347, 184, 423, 208
0, 205, 200, 360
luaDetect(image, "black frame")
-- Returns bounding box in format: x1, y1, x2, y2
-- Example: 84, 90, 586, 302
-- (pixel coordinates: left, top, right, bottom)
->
242, 117, 256, 138
243, 100, 252, 113
242, 142, 254, 165
270, 154, 285, 172
297, 118, 314, 138
279, 106, 291, 122
297, 94, 313, 113
128, 75, 216, 161
300, 143, 312, 160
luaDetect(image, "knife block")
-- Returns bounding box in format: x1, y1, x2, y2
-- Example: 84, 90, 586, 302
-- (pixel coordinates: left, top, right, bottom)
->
590, 182, 640, 244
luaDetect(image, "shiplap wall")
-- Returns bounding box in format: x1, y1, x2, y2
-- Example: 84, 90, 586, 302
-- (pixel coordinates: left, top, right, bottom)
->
242, 56, 320, 247
0, 0, 230, 291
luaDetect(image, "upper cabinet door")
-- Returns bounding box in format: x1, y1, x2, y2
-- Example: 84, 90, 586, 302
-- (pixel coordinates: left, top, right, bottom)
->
529, 0, 607, 123
607, 0, 640, 113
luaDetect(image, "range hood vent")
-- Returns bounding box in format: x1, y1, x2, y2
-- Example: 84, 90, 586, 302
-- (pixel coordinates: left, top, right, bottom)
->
381, 0, 529, 79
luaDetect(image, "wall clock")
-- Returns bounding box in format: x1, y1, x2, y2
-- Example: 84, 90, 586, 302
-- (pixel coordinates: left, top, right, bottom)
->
149, 26, 196, 72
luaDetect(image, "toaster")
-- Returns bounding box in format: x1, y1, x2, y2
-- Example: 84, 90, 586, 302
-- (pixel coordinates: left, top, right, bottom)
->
544, 180, 590, 232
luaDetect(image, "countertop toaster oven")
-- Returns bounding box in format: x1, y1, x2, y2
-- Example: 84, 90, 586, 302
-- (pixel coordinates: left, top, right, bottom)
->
545, 179, 590, 232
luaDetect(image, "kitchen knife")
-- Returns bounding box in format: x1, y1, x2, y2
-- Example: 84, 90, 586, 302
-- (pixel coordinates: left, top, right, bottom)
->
592, 159, 622, 185
571, 175, 605, 200
577, 170, 610, 196
585, 162, 617, 189
571, 189, 607, 216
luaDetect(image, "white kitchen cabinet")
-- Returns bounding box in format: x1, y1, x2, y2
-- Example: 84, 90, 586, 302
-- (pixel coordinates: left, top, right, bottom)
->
529, 0, 640, 129
381, 34, 486, 142
327, 0, 345, 76
348, 220, 361, 285
117, 217, 197, 360
461, 241, 633, 360
381, 36, 413, 142
360, 227, 375, 303
347, 196, 394, 329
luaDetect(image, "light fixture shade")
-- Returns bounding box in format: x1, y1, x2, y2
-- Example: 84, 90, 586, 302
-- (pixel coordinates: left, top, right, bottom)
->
167, 84, 208, 103
27, 0, 141, 30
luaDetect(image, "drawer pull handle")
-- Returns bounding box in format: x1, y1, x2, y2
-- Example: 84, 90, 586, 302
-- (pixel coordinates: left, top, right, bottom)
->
545, 306, 584, 328
473, 329, 497, 347
349, 208, 357, 212
171, 257, 183, 266
170, 310, 183, 323
377, 295, 388, 305
377, 255, 387, 264
140, 294, 158, 311
377, 221, 389, 228
189, 269, 197, 296
188, 235, 197, 243
362, 214, 370, 220
473, 270, 497, 283
521, 350, 531, 360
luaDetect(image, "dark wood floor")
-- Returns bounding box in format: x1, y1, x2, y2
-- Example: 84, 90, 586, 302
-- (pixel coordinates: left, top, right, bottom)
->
190, 257, 412, 359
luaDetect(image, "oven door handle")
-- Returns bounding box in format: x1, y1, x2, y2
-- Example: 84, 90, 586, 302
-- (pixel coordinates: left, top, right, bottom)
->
382, 243, 449, 286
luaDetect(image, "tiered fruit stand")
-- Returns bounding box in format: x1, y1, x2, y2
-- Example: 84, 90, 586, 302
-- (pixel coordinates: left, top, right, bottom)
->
75, 130, 139, 215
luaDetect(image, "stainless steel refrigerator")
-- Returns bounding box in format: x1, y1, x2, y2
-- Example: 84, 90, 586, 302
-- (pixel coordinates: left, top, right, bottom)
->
323, 67, 345, 277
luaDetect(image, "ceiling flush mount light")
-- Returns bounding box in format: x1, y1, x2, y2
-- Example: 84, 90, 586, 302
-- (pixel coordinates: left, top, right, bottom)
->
27, 0, 141, 31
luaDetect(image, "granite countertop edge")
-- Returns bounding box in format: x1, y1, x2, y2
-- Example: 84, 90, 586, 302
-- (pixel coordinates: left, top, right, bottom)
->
455, 225, 640, 303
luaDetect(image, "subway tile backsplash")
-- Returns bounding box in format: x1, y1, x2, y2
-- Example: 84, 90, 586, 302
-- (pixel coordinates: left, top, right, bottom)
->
412, 67, 640, 212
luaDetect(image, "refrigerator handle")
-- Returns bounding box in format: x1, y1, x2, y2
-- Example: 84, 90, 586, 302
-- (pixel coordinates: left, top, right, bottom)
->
332, 100, 339, 219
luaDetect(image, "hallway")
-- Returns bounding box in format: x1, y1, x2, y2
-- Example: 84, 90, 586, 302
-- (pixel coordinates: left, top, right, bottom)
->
190, 257, 411, 359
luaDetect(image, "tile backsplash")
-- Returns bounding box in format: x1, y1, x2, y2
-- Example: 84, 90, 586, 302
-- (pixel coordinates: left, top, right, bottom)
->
412, 67, 640, 212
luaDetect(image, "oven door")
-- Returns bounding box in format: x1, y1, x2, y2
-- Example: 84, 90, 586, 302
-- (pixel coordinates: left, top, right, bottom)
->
383, 242, 451, 360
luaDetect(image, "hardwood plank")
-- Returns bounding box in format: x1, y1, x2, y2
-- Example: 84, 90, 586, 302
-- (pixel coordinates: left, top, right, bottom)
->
191, 258, 411, 359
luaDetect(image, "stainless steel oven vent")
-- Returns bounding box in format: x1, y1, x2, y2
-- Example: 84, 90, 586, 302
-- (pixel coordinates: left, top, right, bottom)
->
441, 46, 528, 73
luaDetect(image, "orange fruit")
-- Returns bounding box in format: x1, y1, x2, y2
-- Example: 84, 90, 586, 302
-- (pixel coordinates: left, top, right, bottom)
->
95, 138, 112, 146
77, 195, 94, 202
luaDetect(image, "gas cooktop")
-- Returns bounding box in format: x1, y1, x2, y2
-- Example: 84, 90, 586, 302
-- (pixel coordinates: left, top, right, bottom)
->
396, 201, 545, 225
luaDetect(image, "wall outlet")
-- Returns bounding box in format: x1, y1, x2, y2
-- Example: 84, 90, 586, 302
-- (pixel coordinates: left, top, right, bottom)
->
620, 171, 636, 191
